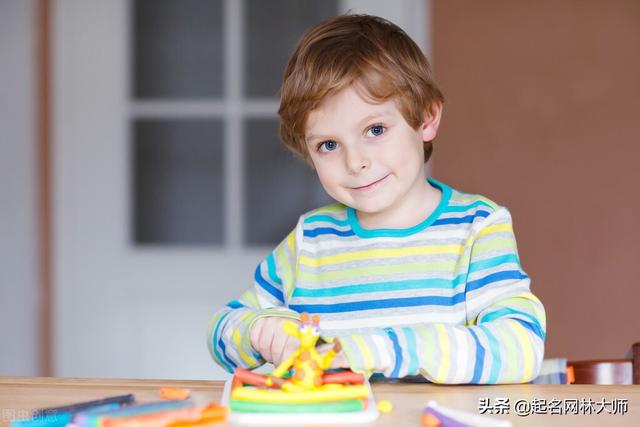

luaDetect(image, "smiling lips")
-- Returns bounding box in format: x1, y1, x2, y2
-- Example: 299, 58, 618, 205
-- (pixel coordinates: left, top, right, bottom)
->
351, 174, 390, 191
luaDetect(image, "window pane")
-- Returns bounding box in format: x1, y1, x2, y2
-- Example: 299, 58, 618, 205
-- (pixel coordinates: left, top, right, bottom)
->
133, 0, 223, 98
245, 0, 338, 98
133, 119, 224, 245
244, 119, 333, 245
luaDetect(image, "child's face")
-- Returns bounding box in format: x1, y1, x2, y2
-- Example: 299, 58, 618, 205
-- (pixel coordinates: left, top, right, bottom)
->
305, 85, 440, 222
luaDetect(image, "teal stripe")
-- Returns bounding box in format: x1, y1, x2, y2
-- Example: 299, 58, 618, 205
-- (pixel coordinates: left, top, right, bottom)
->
303, 214, 349, 226
468, 254, 520, 274
293, 274, 467, 298
266, 253, 282, 285
478, 325, 500, 384
403, 327, 418, 375
445, 200, 495, 213
348, 178, 451, 238
481, 307, 542, 331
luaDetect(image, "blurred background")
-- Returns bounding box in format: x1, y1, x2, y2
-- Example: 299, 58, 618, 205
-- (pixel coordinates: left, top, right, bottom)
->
0, 0, 638, 380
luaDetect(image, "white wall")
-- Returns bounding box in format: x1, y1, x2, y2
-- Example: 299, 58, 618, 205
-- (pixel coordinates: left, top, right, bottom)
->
0, 0, 39, 376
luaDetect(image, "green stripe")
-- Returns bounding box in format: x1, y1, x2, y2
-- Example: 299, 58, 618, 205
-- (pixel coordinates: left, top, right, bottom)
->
472, 238, 516, 256
230, 398, 364, 413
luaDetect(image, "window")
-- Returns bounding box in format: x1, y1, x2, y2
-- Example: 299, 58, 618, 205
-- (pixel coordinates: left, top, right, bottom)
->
131, 0, 335, 246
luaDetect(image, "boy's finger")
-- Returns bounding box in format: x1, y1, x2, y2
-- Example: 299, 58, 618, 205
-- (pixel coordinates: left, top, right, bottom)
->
262, 327, 276, 363
249, 318, 264, 351
271, 327, 290, 365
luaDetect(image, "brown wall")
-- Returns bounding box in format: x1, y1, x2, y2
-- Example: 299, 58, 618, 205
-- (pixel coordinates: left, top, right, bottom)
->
432, 0, 640, 360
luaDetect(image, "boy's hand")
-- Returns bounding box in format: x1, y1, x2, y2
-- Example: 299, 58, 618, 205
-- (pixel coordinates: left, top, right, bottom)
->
250, 317, 300, 367
317, 340, 350, 369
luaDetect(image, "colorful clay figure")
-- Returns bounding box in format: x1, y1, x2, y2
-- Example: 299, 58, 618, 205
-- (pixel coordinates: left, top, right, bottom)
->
228, 313, 373, 417
272, 313, 337, 391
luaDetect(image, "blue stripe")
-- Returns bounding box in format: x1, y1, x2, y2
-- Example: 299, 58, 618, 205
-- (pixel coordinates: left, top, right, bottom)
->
304, 214, 349, 226
254, 265, 284, 302
303, 227, 355, 238
468, 328, 485, 383
211, 312, 235, 373
266, 253, 282, 285
290, 293, 466, 313
466, 270, 528, 293
478, 325, 501, 384
433, 211, 490, 226
513, 318, 546, 340
292, 275, 466, 298
218, 339, 237, 370
386, 328, 403, 378
403, 327, 418, 375
226, 300, 244, 309
468, 254, 520, 275
481, 307, 545, 339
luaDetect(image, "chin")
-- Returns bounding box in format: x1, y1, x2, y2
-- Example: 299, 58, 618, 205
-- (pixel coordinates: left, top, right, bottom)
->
352, 199, 392, 214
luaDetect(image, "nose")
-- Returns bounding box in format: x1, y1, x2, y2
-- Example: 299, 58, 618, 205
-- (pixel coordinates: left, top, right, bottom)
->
344, 145, 371, 174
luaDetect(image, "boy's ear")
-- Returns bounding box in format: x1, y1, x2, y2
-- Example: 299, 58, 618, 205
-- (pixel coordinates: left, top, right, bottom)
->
421, 102, 443, 142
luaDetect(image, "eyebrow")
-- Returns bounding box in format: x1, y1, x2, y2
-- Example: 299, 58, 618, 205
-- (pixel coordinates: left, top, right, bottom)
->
305, 111, 394, 144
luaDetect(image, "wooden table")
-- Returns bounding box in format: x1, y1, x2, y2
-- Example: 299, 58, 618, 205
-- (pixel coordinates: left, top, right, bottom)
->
0, 377, 638, 426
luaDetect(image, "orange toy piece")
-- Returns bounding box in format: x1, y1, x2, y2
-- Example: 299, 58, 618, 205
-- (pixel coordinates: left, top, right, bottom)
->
271, 313, 337, 392
160, 386, 191, 400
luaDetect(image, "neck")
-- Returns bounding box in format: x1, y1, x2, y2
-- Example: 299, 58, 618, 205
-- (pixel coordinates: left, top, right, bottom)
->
357, 177, 441, 230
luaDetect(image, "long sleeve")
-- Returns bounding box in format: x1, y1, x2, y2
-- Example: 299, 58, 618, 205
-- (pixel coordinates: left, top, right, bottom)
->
334, 207, 546, 384
207, 223, 302, 373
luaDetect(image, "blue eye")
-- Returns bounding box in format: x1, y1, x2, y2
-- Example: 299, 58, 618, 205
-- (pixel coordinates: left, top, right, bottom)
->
367, 125, 385, 137
319, 140, 338, 152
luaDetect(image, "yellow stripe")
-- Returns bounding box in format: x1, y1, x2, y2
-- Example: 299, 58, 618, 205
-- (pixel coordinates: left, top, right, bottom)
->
232, 384, 369, 403
509, 321, 534, 382
476, 223, 513, 239
232, 328, 254, 366
299, 245, 464, 267
435, 324, 450, 382
353, 335, 374, 371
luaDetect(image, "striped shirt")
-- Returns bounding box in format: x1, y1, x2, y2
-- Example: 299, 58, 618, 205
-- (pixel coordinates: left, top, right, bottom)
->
207, 178, 546, 383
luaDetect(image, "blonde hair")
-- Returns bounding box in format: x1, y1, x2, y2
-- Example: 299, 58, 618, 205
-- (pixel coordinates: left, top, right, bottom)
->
278, 14, 444, 163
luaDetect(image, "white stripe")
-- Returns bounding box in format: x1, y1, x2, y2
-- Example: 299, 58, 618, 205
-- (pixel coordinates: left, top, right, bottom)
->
300, 228, 471, 251
256, 292, 277, 308
466, 282, 530, 320
371, 335, 393, 376
449, 327, 469, 383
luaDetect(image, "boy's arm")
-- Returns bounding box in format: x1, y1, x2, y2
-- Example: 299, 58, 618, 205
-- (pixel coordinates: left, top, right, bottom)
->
207, 224, 301, 372
333, 207, 546, 384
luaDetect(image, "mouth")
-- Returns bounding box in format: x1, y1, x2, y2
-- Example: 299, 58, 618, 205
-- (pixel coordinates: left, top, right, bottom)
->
351, 174, 390, 191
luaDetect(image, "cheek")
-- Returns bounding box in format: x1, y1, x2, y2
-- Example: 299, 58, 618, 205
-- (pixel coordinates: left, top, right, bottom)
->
316, 166, 338, 188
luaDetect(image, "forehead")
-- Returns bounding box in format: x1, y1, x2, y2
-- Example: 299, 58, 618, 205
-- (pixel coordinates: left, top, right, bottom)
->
305, 86, 398, 135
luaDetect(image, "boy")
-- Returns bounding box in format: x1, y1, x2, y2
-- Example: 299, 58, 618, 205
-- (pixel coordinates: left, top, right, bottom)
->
207, 14, 545, 384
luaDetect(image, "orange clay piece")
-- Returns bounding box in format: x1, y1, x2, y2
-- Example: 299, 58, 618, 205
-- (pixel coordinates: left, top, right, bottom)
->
166, 404, 227, 427
160, 386, 191, 400
421, 412, 442, 427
